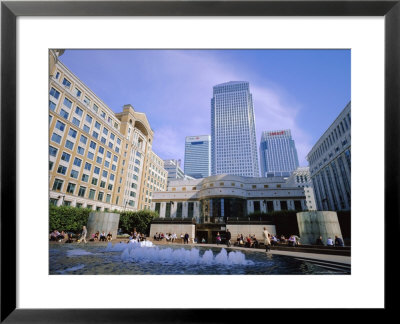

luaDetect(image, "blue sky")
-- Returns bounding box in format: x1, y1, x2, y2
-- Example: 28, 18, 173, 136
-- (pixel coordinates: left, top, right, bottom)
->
59, 49, 350, 167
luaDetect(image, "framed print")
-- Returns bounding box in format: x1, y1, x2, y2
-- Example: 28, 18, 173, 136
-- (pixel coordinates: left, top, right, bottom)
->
1, 0, 399, 321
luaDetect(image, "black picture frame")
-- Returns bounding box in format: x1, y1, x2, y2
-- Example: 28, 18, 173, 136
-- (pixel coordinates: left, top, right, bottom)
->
1, 0, 398, 322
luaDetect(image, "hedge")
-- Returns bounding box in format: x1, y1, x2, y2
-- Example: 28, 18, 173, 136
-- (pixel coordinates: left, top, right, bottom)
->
49, 205, 158, 235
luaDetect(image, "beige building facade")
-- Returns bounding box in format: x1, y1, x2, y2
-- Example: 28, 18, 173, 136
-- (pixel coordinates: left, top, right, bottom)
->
49, 50, 167, 211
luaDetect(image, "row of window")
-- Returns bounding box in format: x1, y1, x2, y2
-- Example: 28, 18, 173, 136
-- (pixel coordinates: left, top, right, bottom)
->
52, 178, 112, 202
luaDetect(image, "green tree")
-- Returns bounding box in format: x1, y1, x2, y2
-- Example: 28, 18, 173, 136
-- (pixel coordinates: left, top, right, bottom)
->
118, 210, 158, 235
49, 205, 91, 233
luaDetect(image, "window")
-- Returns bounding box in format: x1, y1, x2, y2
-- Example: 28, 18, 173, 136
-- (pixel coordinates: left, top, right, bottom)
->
70, 170, 79, 179
98, 146, 104, 155
55, 72, 60, 79
108, 142, 113, 149
75, 107, 83, 116
102, 170, 108, 178
72, 117, 80, 127
63, 98, 72, 109
130, 191, 136, 197
264, 185, 269, 188
117, 138, 121, 145
66, 183, 76, 194
89, 141, 96, 150
51, 133, 62, 144
55, 120, 66, 131
94, 167, 100, 175
114, 147, 119, 153
109, 174, 115, 181
89, 189, 96, 199
83, 125, 90, 133
77, 146, 85, 155
111, 165, 116, 171
95, 121, 101, 129
92, 131, 99, 139
78, 186, 86, 197
86, 114, 93, 124
106, 194, 111, 203
68, 128, 77, 138
75, 88, 82, 97
103, 127, 108, 135
62, 78, 71, 88
52, 179, 63, 191
101, 111, 106, 119
80, 135, 87, 145
84, 96, 91, 106
96, 156, 102, 164
81, 174, 89, 182
101, 137, 106, 144
49, 146, 58, 157
93, 104, 99, 113
61, 152, 71, 162
98, 192, 104, 201
84, 162, 92, 171
73, 157, 82, 167
49, 87, 60, 99
49, 101, 57, 111
106, 151, 111, 159
87, 152, 94, 160
135, 159, 140, 165
60, 109, 69, 120
113, 155, 118, 162
104, 161, 110, 168
107, 184, 113, 190
91, 178, 98, 185
100, 181, 106, 188
57, 165, 67, 175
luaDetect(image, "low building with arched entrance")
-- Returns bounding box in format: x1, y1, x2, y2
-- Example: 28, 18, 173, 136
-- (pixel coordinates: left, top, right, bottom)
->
150, 174, 308, 243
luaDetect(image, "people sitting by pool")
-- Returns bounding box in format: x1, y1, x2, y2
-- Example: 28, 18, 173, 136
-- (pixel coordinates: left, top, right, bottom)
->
50, 230, 59, 241
280, 235, 287, 243
201, 238, 206, 243
165, 233, 171, 242
94, 231, 99, 241
193, 237, 198, 243
107, 232, 112, 241
66, 233, 73, 243
334, 236, 344, 247
326, 237, 334, 246
99, 231, 106, 242
245, 236, 252, 248
288, 235, 296, 247
271, 235, 279, 246
171, 233, 177, 242
216, 232, 221, 245
252, 235, 259, 248
315, 236, 324, 245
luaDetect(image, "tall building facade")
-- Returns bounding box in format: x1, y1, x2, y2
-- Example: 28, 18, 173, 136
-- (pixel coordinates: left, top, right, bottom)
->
306, 102, 351, 211
211, 81, 259, 177
259, 129, 299, 178
184, 135, 211, 179
163, 159, 185, 181
49, 50, 167, 211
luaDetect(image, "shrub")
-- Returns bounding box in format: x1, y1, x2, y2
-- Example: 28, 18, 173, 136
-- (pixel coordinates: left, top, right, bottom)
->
49, 205, 91, 233
118, 210, 158, 235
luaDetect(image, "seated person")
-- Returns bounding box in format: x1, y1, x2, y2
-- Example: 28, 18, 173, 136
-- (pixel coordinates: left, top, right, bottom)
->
94, 231, 99, 241
66, 233, 73, 243
245, 236, 252, 248
288, 235, 296, 247
99, 231, 106, 241
271, 235, 278, 246
315, 236, 324, 245
107, 232, 112, 241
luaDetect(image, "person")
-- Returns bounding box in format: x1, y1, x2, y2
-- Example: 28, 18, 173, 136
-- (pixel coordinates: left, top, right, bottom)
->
334, 235, 344, 247
78, 226, 87, 244
94, 231, 99, 241
246, 236, 252, 248
107, 232, 112, 241
201, 238, 206, 243
326, 237, 334, 246
100, 231, 106, 242
50, 230, 58, 241
252, 235, 259, 248
66, 233, 73, 243
280, 235, 287, 243
154, 232, 158, 241
216, 232, 221, 245
172, 233, 177, 242
315, 236, 324, 245
226, 229, 231, 247
184, 233, 189, 244
263, 227, 271, 252
180, 233, 184, 242
271, 235, 278, 246
288, 235, 296, 247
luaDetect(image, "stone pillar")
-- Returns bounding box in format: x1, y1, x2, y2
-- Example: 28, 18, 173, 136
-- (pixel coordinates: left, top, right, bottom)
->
288, 200, 295, 210
247, 200, 254, 214
171, 202, 177, 218
160, 202, 166, 218
86, 212, 120, 241
297, 211, 343, 245
275, 200, 281, 211
182, 202, 188, 218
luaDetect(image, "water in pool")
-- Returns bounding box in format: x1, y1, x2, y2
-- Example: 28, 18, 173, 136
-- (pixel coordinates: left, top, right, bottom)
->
49, 241, 347, 275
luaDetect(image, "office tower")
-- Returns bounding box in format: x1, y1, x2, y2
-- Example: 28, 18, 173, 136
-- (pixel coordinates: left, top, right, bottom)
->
259, 129, 300, 177
184, 135, 211, 179
211, 81, 259, 177
49, 50, 167, 211
163, 159, 185, 181
306, 102, 351, 211
286, 167, 317, 211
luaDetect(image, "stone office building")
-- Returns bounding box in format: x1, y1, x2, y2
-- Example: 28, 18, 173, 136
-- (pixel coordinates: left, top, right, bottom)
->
150, 174, 308, 243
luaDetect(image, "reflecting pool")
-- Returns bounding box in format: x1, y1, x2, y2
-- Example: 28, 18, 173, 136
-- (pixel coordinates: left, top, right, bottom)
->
49, 241, 347, 275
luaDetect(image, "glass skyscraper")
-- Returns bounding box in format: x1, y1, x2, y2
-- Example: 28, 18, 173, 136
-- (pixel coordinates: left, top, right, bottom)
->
184, 135, 211, 179
211, 81, 259, 177
259, 129, 299, 177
